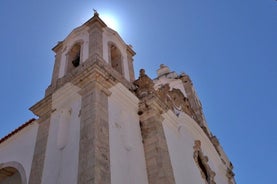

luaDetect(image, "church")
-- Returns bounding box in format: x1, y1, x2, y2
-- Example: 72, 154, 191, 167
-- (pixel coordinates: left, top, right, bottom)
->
0, 11, 235, 184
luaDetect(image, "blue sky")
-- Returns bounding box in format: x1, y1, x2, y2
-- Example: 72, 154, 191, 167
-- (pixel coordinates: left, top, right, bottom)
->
0, 0, 276, 183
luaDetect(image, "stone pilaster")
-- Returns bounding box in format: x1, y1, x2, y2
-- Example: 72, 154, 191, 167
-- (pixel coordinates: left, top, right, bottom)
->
88, 22, 103, 59
126, 45, 136, 82
138, 96, 176, 184
50, 42, 63, 88
134, 69, 175, 184
28, 119, 50, 184
29, 95, 52, 184
77, 81, 111, 184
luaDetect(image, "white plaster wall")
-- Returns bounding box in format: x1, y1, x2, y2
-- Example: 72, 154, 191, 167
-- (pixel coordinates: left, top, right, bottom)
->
108, 83, 148, 184
103, 28, 130, 81
59, 28, 89, 78
0, 121, 38, 182
41, 83, 81, 184
154, 77, 188, 97
162, 111, 229, 184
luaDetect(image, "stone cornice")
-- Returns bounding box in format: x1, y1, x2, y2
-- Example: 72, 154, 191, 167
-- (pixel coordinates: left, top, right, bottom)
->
52, 41, 63, 53
29, 94, 52, 120
45, 54, 135, 97
126, 44, 136, 56
37, 55, 135, 120
52, 83, 81, 109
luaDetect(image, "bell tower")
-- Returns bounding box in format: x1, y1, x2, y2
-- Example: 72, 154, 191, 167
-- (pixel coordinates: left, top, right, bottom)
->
47, 11, 135, 96
29, 11, 142, 184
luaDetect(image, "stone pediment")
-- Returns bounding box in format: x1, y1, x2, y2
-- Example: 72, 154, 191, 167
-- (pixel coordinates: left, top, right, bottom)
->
157, 83, 195, 117
133, 69, 195, 118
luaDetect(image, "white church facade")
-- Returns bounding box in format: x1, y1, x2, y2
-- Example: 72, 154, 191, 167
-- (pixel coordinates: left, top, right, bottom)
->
0, 12, 235, 184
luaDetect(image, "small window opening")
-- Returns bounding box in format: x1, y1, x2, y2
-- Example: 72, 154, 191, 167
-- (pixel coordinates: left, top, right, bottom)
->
72, 53, 80, 67
193, 140, 216, 184
67, 43, 81, 73
198, 155, 209, 181
110, 44, 123, 75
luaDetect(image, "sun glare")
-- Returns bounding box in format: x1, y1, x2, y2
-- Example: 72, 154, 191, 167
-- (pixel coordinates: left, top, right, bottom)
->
80, 10, 121, 33
100, 14, 120, 32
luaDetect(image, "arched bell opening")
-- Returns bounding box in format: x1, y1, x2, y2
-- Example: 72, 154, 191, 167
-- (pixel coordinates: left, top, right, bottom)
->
109, 42, 123, 75
66, 43, 81, 73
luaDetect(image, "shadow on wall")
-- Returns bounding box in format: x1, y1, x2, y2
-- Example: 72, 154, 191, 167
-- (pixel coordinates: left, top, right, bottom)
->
0, 161, 27, 184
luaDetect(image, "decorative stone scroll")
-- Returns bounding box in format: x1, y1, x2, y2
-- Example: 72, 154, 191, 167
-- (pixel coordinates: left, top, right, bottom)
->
193, 140, 216, 184
157, 83, 195, 117
133, 69, 196, 118
133, 69, 155, 98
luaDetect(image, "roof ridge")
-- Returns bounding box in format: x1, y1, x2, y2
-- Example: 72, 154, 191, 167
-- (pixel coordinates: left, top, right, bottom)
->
0, 118, 36, 144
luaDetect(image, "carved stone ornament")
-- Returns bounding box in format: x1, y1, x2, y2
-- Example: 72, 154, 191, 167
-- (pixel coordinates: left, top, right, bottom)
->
193, 140, 216, 184
226, 167, 235, 184
133, 69, 155, 98
157, 83, 195, 117
134, 70, 197, 118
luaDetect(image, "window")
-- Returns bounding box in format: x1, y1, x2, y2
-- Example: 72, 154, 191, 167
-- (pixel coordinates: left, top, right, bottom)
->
109, 43, 123, 75
193, 140, 216, 184
0, 162, 27, 184
67, 43, 81, 73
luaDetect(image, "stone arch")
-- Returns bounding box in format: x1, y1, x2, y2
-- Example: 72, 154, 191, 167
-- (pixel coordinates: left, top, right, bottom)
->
0, 161, 27, 184
193, 140, 216, 184
66, 41, 83, 73
108, 42, 123, 75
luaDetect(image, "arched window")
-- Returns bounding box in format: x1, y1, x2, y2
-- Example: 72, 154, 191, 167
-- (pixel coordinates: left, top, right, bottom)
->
109, 43, 123, 75
193, 140, 216, 184
67, 43, 81, 73
0, 162, 27, 184
0, 167, 21, 184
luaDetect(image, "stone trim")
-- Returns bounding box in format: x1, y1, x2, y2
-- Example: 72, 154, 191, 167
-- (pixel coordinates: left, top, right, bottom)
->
126, 45, 135, 82
77, 81, 111, 184
226, 167, 235, 184
193, 140, 216, 184
28, 119, 50, 184
138, 95, 176, 184
29, 95, 52, 120
50, 48, 63, 87
88, 22, 103, 59
46, 55, 134, 97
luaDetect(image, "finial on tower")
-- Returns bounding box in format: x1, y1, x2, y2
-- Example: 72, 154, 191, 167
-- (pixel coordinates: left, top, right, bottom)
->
93, 9, 99, 16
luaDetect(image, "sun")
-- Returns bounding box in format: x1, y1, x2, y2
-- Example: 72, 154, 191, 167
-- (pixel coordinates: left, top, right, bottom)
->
100, 14, 120, 32
80, 10, 121, 33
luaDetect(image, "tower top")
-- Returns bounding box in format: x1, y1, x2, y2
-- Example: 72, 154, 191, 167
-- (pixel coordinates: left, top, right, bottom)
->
93, 9, 99, 17
46, 11, 136, 96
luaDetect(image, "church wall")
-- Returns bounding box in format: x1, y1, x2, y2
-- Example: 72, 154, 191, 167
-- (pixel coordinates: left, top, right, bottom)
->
41, 83, 81, 184
161, 111, 204, 184
108, 83, 148, 184
103, 29, 130, 81
0, 121, 38, 182
162, 111, 229, 184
